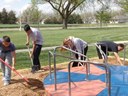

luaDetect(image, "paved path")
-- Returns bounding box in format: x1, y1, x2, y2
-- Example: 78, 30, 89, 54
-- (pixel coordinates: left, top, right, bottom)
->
1, 25, 128, 31
0, 27, 62, 31
16, 40, 128, 53
16, 46, 57, 53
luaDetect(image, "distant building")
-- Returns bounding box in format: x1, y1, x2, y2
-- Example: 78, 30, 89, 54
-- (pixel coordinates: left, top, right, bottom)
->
111, 15, 128, 24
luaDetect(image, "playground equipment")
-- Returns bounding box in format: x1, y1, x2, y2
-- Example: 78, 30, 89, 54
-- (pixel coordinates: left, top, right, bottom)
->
47, 45, 111, 96
68, 60, 111, 96
48, 46, 89, 88
45, 41, 128, 96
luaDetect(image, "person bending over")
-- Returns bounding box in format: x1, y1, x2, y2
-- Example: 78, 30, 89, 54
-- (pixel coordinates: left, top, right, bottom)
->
24, 24, 44, 73
0, 36, 16, 86
62, 36, 88, 67
96, 41, 124, 65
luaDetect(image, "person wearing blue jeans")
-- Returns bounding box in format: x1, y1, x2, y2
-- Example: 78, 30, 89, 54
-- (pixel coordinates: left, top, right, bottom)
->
0, 36, 16, 86
24, 24, 43, 73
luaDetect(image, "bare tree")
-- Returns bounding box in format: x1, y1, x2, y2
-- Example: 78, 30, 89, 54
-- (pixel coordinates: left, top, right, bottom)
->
33, 0, 86, 29
21, 5, 42, 25
94, 0, 112, 27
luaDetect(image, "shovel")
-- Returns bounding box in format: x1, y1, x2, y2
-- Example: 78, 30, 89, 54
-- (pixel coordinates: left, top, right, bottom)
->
26, 45, 34, 67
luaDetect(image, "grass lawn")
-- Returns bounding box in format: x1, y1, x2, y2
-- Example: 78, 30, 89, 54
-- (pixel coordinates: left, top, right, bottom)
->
1, 27, 128, 69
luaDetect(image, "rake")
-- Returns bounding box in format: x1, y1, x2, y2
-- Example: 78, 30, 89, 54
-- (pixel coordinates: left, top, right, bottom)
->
0, 58, 29, 83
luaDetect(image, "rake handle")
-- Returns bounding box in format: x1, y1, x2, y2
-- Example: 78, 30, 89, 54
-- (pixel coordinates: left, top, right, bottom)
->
0, 58, 29, 83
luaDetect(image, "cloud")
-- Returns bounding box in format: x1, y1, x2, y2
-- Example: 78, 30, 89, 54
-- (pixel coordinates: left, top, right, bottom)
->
0, 0, 53, 17
0, 4, 11, 12
0, 0, 22, 11
20, 3, 31, 13
38, 3, 53, 13
20, 3, 53, 14
4, 0, 21, 4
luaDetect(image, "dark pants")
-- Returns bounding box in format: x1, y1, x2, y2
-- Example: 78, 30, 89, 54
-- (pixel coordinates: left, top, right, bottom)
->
33, 44, 42, 69
72, 46, 88, 67
96, 44, 108, 59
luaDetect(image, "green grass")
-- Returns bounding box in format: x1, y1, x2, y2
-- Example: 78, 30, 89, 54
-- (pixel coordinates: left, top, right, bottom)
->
1, 27, 128, 69
6, 27, 128, 49
16, 50, 70, 69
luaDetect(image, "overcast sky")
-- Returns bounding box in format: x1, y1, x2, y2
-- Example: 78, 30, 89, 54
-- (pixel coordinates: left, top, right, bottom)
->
0, 0, 121, 17
0, 0, 53, 16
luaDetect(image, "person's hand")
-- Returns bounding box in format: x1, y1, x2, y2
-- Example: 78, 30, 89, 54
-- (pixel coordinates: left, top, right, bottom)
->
26, 42, 29, 46
29, 53, 33, 58
12, 64, 15, 70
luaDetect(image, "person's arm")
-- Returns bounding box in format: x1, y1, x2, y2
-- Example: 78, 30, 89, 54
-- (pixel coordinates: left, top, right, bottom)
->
113, 52, 123, 65
11, 51, 16, 68
26, 33, 30, 46
31, 41, 36, 58
75, 43, 82, 59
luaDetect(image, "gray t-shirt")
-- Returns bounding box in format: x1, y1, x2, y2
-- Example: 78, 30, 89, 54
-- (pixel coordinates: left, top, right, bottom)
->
71, 37, 88, 53
29, 27, 44, 45
0, 39, 16, 53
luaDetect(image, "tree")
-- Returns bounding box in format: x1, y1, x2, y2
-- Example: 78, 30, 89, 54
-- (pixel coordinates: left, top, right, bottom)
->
1, 8, 8, 24
81, 12, 95, 24
34, 0, 86, 29
8, 10, 17, 24
94, 0, 112, 27
119, 0, 128, 12
21, 5, 42, 24
44, 16, 62, 24
31, 0, 42, 24
95, 10, 111, 27
30, 7, 42, 24
68, 13, 83, 24
0, 12, 1, 23
44, 12, 62, 24
21, 8, 31, 23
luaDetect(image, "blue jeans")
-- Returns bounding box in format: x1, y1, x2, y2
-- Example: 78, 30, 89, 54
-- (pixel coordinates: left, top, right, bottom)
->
0, 52, 12, 81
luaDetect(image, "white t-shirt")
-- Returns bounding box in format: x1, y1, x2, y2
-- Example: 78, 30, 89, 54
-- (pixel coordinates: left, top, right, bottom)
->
29, 27, 44, 45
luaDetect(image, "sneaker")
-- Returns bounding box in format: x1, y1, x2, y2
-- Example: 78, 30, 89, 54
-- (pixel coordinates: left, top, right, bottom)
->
31, 65, 41, 73
2, 77, 5, 81
36, 65, 41, 71
4, 81, 10, 86
38, 65, 41, 70
31, 66, 36, 73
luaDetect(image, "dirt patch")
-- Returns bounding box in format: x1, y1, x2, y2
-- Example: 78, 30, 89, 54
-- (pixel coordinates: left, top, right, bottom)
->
0, 68, 48, 96
0, 58, 128, 96
90, 56, 128, 66
0, 63, 67, 96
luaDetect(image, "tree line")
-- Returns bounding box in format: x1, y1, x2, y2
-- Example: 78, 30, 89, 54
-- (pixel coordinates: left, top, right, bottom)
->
1, 0, 128, 29
0, 8, 17, 24
31, 0, 128, 29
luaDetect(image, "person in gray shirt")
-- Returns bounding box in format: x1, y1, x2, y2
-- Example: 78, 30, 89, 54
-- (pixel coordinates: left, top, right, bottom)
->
62, 36, 88, 67
24, 24, 43, 73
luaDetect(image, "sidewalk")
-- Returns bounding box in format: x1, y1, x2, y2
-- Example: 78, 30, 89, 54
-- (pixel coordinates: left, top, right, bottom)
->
16, 46, 57, 53
1, 25, 128, 32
